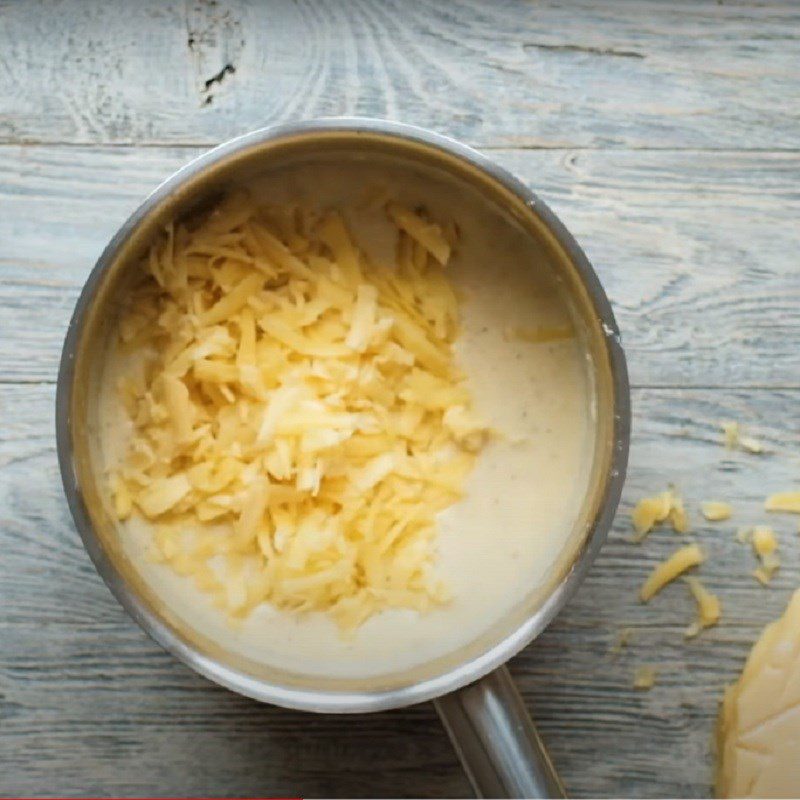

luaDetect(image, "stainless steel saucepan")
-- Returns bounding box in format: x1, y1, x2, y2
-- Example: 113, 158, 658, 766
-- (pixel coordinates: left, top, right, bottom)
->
56, 119, 630, 798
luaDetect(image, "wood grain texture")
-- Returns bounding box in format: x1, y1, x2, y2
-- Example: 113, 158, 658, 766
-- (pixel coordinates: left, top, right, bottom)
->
2, 1, 800, 796
1, 145, 799, 387
2, 383, 800, 798
1, 0, 799, 149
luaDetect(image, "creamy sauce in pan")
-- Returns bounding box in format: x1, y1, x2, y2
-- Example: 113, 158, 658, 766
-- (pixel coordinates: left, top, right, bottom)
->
97, 162, 595, 678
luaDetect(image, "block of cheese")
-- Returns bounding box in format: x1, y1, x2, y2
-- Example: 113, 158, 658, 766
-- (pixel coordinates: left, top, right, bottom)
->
716, 589, 800, 797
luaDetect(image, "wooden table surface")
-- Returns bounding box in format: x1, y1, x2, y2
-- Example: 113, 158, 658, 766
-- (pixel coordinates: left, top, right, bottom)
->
1, 1, 799, 797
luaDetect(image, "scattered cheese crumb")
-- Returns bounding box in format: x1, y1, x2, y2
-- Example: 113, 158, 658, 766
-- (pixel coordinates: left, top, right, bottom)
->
640, 543, 704, 602
701, 501, 732, 522
631, 492, 672, 540
720, 420, 764, 454
763, 551, 780, 578
739, 436, 764, 454
753, 565, 775, 587
751, 525, 777, 557
109, 193, 490, 630
721, 420, 739, 450
684, 576, 721, 638
765, 492, 800, 514
751, 526, 780, 586
631, 487, 688, 541
735, 527, 752, 545
609, 627, 634, 655
633, 665, 657, 690
669, 493, 690, 534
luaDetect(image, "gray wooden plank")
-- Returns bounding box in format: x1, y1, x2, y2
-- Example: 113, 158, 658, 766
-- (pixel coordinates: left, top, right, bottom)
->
1, 145, 799, 387
1, 0, 799, 149
2, 383, 799, 797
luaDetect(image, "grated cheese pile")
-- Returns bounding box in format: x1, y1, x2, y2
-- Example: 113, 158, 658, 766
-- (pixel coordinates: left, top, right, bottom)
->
108, 191, 491, 630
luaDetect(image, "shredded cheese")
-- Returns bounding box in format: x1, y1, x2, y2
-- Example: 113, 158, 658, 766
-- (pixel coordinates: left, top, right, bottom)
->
720, 420, 764, 453
721, 420, 739, 450
631, 492, 671, 540
701, 501, 732, 522
639, 543, 704, 602
610, 627, 634, 655
684, 576, 721, 638
386, 203, 452, 266
669, 494, 690, 534
631, 487, 688, 541
109, 192, 491, 629
739, 436, 764, 454
735, 527, 752, 545
751, 526, 780, 586
752, 525, 777, 557
633, 665, 657, 690
765, 491, 800, 513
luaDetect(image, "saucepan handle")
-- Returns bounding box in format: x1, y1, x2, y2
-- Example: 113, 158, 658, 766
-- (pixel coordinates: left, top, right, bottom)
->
434, 665, 566, 799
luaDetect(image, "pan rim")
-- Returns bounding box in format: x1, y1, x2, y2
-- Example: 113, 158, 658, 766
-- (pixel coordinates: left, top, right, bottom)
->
55, 117, 630, 713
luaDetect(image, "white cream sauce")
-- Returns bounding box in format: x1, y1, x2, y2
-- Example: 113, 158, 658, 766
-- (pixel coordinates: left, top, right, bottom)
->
97, 161, 595, 679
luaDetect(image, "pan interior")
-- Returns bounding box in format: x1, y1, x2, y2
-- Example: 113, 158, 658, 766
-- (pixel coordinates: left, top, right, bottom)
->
69, 130, 616, 701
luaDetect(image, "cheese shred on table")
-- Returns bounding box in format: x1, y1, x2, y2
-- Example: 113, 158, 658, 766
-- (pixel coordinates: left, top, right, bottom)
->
751, 525, 780, 586
109, 191, 491, 630
639, 543, 704, 602
630, 486, 688, 542
684, 576, 721, 638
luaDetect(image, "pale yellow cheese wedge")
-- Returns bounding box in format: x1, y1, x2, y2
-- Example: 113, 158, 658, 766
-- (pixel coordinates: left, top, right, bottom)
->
716, 589, 800, 797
